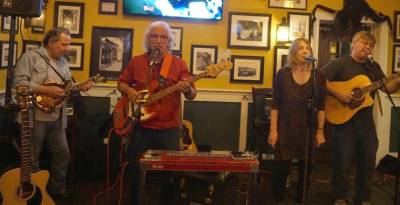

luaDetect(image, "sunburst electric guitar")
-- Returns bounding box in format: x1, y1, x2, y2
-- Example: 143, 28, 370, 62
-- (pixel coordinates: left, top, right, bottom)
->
0, 85, 55, 205
113, 61, 232, 136
34, 74, 106, 113
325, 73, 400, 124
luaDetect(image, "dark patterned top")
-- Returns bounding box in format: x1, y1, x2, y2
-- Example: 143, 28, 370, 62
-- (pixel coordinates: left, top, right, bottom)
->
271, 67, 326, 161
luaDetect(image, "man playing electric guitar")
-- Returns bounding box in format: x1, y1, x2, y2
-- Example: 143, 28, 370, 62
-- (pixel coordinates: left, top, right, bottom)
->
117, 21, 196, 205
321, 31, 400, 205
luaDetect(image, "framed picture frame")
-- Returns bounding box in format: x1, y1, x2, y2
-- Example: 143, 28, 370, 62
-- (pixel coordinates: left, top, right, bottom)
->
30, 10, 46, 33
90, 26, 133, 80
273, 46, 289, 80
228, 12, 271, 50
190, 45, 218, 75
394, 11, 400, 42
54, 2, 85, 38
1, 16, 19, 33
288, 12, 311, 41
171, 26, 183, 52
230, 55, 264, 84
268, 0, 307, 10
393, 45, 400, 73
99, 0, 118, 15
0, 41, 17, 69
67, 43, 84, 70
22, 40, 41, 53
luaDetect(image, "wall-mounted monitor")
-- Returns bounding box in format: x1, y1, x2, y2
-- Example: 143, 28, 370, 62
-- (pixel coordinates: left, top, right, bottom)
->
123, 0, 223, 21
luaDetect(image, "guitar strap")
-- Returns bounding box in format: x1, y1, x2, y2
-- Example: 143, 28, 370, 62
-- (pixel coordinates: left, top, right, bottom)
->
33, 50, 67, 83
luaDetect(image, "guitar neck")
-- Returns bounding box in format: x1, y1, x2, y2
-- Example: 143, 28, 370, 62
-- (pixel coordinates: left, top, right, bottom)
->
149, 72, 206, 104
362, 72, 400, 94
20, 109, 32, 184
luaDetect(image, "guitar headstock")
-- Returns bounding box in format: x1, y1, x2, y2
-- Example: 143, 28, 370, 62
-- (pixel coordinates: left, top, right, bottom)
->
90, 74, 107, 84
204, 61, 233, 78
15, 85, 32, 110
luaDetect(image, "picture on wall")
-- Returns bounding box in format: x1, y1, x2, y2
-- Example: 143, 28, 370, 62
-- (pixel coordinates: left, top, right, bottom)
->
268, 0, 307, 10
228, 12, 271, 50
54, 2, 85, 38
66, 43, 84, 70
230, 55, 264, 84
171, 27, 183, 52
99, 0, 118, 15
22, 40, 41, 53
394, 11, 400, 42
1, 16, 19, 33
273, 46, 289, 80
0, 41, 17, 68
393, 45, 400, 73
190, 45, 217, 75
288, 12, 311, 41
90, 26, 133, 80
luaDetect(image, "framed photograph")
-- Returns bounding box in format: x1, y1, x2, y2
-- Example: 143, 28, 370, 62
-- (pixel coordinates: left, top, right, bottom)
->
190, 45, 218, 75
67, 43, 84, 70
54, 2, 85, 38
171, 26, 183, 52
99, 0, 118, 15
0, 41, 17, 69
394, 11, 400, 42
268, 0, 307, 10
288, 12, 311, 41
22, 40, 41, 53
228, 12, 271, 50
273, 46, 289, 80
90, 26, 133, 80
1, 16, 19, 33
230, 55, 264, 84
30, 10, 46, 33
393, 45, 400, 73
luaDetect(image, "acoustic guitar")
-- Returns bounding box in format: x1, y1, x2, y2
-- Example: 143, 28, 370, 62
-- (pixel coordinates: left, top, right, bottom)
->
0, 85, 55, 205
113, 61, 232, 136
325, 73, 400, 124
34, 74, 106, 113
179, 120, 198, 152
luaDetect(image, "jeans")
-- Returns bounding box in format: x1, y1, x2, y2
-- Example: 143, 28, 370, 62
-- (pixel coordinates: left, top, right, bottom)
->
331, 109, 378, 203
126, 126, 180, 205
32, 119, 70, 193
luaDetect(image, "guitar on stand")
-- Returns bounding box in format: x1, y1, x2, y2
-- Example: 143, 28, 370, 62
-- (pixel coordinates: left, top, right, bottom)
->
113, 61, 232, 136
0, 85, 55, 205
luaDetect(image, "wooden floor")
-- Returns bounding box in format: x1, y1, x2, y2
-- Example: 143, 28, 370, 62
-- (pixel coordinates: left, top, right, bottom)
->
52, 163, 399, 205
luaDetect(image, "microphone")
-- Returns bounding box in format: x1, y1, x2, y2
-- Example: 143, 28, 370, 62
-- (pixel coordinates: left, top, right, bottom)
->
367, 54, 374, 64
305, 55, 317, 62
150, 48, 160, 66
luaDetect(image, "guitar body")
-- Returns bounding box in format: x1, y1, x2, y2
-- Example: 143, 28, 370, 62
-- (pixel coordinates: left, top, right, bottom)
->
34, 82, 66, 113
0, 168, 55, 205
325, 75, 374, 124
180, 120, 198, 152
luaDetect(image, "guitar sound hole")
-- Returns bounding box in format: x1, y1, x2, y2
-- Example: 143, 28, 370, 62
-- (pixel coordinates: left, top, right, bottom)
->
352, 88, 363, 99
17, 182, 35, 200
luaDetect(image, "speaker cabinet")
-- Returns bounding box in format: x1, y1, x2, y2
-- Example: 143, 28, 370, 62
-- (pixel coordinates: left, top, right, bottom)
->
0, 0, 43, 17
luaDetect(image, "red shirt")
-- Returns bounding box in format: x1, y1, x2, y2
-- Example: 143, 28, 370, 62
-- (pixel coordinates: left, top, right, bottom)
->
119, 53, 192, 129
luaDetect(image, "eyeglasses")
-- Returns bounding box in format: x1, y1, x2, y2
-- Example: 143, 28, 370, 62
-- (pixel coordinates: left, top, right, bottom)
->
149, 34, 169, 40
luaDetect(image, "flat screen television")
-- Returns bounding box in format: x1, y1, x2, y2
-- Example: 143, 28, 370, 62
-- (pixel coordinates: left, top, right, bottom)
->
123, 0, 223, 21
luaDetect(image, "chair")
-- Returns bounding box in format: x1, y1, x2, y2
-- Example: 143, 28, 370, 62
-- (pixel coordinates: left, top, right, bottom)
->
250, 87, 272, 152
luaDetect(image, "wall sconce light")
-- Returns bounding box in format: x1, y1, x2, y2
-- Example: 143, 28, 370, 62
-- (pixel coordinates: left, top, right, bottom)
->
276, 17, 289, 44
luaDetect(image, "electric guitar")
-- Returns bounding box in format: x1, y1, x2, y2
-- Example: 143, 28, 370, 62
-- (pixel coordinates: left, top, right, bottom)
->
0, 85, 55, 205
325, 73, 400, 124
34, 74, 106, 113
113, 61, 232, 136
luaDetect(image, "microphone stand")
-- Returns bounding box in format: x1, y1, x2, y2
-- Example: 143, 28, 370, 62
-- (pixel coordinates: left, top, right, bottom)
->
301, 59, 317, 205
374, 64, 400, 205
